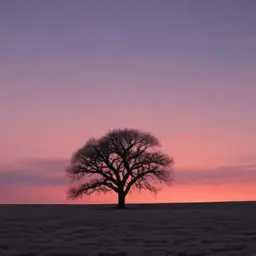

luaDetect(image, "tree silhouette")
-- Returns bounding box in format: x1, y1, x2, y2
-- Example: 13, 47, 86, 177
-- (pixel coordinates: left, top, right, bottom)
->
66, 128, 174, 209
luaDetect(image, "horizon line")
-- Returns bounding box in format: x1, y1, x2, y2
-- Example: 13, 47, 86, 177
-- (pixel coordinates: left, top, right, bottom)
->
1, 200, 255, 206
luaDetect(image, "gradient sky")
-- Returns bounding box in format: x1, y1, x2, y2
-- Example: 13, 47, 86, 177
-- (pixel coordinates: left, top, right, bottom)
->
1, 0, 256, 204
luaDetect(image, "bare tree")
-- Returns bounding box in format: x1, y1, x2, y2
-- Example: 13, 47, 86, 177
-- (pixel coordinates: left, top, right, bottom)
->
66, 128, 174, 209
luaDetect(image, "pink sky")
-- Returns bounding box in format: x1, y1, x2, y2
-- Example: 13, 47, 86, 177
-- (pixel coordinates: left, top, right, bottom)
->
1, 1, 256, 203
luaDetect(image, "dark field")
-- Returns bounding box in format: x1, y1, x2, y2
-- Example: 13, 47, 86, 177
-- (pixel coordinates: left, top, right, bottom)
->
1, 202, 256, 256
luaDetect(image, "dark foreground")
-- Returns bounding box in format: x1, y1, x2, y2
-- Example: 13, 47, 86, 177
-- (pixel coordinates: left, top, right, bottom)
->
0, 202, 256, 256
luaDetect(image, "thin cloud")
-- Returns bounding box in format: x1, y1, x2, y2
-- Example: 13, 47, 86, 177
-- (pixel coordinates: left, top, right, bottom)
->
16, 158, 69, 176
0, 158, 69, 186
0, 158, 255, 186
0, 171, 67, 186
175, 165, 256, 185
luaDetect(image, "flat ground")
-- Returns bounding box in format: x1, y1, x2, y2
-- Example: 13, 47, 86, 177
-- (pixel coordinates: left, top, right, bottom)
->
0, 202, 256, 256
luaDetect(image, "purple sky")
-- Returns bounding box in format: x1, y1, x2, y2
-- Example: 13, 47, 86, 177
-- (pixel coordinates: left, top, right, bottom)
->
1, 0, 256, 203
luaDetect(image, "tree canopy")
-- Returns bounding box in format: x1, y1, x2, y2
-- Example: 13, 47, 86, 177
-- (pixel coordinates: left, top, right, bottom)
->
66, 128, 174, 208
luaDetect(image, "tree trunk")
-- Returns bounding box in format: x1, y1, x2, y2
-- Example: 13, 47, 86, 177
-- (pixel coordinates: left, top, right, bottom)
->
117, 192, 126, 209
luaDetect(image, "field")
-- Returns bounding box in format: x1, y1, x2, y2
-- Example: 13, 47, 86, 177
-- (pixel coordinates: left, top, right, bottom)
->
0, 202, 256, 256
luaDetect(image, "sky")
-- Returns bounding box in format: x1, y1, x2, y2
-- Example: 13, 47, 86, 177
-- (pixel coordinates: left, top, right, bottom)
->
1, 0, 256, 204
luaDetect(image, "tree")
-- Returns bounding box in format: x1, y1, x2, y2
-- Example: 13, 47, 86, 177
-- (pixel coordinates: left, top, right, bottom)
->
66, 128, 174, 209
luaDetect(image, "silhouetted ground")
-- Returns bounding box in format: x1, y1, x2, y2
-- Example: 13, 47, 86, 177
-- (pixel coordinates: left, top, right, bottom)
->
0, 202, 256, 256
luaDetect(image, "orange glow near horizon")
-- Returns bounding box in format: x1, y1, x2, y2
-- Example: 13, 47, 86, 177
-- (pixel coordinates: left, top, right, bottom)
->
1, 124, 256, 203
1, 184, 256, 205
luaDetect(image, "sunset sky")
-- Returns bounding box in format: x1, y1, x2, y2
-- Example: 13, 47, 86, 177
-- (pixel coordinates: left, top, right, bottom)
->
1, 0, 256, 204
